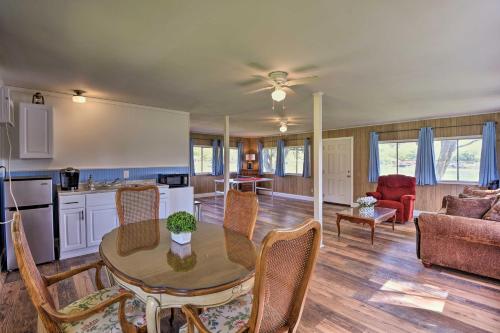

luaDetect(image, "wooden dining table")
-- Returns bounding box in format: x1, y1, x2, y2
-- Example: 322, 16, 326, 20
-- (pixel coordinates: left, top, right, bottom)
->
99, 219, 257, 333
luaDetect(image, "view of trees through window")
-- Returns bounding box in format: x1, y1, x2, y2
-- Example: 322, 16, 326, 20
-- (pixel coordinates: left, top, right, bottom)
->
193, 146, 239, 174
379, 137, 482, 182
434, 138, 482, 182
379, 141, 417, 176
229, 148, 238, 173
193, 145, 213, 174
262, 147, 277, 173
285, 146, 304, 175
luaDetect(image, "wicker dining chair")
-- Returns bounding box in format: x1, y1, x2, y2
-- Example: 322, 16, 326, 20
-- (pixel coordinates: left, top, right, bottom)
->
224, 189, 259, 240
181, 218, 322, 333
10, 212, 147, 333
116, 185, 160, 225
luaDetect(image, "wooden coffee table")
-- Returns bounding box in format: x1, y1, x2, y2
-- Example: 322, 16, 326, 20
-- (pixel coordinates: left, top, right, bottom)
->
336, 207, 397, 245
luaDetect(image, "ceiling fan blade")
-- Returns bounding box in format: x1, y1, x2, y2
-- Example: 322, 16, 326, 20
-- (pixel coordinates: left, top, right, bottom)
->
291, 64, 319, 73
286, 75, 319, 87
245, 86, 274, 94
282, 86, 295, 94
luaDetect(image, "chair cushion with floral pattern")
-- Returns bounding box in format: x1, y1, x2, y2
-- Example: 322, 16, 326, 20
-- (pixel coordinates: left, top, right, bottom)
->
180, 292, 253, 333
59, 286, 146, 333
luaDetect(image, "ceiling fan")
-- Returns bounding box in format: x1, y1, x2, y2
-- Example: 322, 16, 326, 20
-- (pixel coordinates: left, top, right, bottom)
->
246, 71, 318, 102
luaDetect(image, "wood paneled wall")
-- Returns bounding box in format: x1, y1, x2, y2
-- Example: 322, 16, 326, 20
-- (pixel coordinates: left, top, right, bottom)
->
190, 133, 256, 194
323, 112, 500, 211
260, 133, 314, 197
192, 112, 500, 212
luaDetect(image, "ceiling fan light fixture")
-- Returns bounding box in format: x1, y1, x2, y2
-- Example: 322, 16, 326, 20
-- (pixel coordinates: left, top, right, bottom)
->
271, 88, 286, 102
279, 121, 288, 133
72, 90, 86, 103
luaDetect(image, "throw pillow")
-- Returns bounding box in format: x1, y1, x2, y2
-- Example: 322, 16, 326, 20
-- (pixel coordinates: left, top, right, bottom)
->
462, 185, 500, 198
483, 198, 500, 222
445, 196, 495, 219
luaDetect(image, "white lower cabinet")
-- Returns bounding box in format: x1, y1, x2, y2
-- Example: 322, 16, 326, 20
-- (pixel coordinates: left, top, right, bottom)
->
159, 189, 170, 219
86, 205, 118, 247
59, 207, 86, 252
58, 186, 193, 259
59, 192, 117, 259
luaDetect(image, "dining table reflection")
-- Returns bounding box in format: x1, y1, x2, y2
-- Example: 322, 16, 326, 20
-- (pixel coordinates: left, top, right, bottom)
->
100, 219, 257, 333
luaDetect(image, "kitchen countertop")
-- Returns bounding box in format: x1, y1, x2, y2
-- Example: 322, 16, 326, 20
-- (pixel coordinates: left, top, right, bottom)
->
57, 179, 171, 196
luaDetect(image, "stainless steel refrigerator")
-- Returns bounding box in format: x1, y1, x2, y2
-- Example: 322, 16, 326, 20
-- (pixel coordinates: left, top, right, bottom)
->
3, 177, 55, 270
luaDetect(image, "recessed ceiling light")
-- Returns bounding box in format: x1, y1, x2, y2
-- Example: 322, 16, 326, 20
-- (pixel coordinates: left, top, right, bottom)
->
271, 88, 286, 102
72, 90, 86, 103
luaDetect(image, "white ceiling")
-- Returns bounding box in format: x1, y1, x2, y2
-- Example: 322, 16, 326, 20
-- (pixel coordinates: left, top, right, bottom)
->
1, 1, 500, 137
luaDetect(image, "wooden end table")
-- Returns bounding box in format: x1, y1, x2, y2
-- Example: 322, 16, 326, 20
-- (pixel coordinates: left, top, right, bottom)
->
336, 207, 397, 245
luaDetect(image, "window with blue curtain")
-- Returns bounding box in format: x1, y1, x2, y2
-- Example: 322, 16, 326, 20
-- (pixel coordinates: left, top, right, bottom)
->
479, 121, 499, 186
368, 132, 380, 182
237, 142, 244, 174
275, 139, 285, 177
189, 138, 195, 176
257, 141, 264, 176
302, 138, 311, 178
415, 127, 437, 185
212, 139, 224, 176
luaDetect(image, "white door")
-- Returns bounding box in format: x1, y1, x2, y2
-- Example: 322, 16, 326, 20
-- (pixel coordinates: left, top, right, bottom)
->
323, 137, 353, 205
60, 208, 86, 252
86, 205, 118, 247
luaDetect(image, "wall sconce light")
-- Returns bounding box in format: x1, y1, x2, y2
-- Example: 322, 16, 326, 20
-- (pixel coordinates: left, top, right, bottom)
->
72, 90, 86, 103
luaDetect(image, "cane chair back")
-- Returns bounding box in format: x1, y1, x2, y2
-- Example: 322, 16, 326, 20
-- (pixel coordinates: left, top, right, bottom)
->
224, 189, 259, 239
11, 212, 60, 332
116, 185, 160, 225
248, 219, 321, 332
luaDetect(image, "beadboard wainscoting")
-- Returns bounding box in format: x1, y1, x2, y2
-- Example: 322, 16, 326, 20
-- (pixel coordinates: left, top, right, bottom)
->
5, 166, 189, 184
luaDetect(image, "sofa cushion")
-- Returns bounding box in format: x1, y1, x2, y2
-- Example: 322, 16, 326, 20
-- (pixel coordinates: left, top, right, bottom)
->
483, 199, 500, 222
377, 200, 404, 212
445, 196, 495, 219
462, 185, 500, 198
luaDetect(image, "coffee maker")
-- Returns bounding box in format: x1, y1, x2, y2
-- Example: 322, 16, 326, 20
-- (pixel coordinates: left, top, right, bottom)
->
59, 167, 80, 191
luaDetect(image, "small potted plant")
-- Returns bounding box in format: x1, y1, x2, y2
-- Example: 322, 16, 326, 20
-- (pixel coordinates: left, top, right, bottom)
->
356, 196, 377, 215
166, 211, 197, 244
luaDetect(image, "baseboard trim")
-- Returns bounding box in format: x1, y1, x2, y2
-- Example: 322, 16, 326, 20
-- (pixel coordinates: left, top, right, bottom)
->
259, 191, 314, 201
194, 192, 223, 198
194, 191, 314, 202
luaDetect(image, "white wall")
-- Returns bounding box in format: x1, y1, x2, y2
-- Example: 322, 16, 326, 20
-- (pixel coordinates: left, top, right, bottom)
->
3, 88, 190, 171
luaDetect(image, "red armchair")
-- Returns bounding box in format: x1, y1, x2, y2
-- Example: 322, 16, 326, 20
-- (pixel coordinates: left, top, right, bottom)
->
367, 174, 416, 223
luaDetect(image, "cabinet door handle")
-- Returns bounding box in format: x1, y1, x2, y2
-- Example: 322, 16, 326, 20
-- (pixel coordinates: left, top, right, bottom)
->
80, 211, 84, 220
64, 201, 79, 205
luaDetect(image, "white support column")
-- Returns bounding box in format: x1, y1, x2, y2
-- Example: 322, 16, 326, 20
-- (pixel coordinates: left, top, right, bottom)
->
313, 92, 323, 245
223, 115, 230, 211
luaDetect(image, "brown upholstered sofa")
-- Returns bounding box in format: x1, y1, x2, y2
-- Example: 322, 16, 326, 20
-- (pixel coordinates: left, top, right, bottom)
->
417, 212, 500, 279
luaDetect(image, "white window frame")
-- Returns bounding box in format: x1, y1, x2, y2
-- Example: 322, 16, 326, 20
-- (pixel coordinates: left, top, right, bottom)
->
284, 146, 304, 176
193, 145, 213, 175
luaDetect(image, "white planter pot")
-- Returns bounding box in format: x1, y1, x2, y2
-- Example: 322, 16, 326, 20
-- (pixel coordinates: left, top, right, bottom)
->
171, 232, 192, 245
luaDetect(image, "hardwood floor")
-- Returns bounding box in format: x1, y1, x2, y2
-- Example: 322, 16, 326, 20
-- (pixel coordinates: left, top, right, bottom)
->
1, 195, 499, 332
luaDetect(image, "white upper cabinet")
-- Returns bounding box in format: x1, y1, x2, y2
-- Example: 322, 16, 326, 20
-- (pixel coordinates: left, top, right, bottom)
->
19, 102, 53, 158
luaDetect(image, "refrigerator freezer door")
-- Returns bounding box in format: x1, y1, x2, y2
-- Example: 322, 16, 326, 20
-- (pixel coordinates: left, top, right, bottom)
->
4, 178, 53, 207
6, 206, 55, 270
